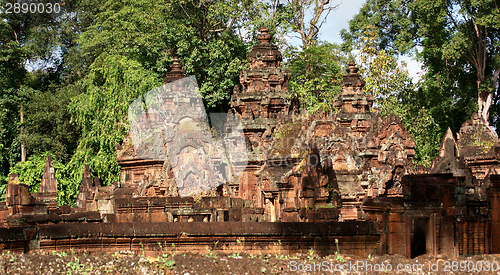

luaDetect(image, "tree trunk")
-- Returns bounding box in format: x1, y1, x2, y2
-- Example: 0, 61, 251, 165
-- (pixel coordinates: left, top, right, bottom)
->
483, 91, 492, 121
20, 106, 25, 162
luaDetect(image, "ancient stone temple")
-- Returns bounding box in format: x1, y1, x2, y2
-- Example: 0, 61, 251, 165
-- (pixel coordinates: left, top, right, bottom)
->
116, 57, 187, 195
1, 27, 500, 259
231, 27, 298, 155
243, 59, 416, 222
229, 27, 298, 211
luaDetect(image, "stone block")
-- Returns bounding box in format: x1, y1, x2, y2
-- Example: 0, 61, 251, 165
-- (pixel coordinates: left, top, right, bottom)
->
387, 232, 405, 255
197, 197, 215, 209
39, 239, 56, 250
39, 224, 72, 239
244, 199, 253, 208
98, 199, 114, 214
317, 208, 340, 221
6, 184, 35, 206
387, 222, 404, 234
228, 208, 242, 222
231, 198, 244, 208
282, 211, 299, 222
388, 213, 403, 223
32, 203, 48, 215
242, 208, 255, 215
254, 208, 265, 215
306, 211, 320, 222
217, 197, 231, 209
103, 214, 117, 223
84, 211, 102, 222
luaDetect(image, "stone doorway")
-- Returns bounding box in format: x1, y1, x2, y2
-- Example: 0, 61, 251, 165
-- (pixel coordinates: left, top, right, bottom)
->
406, 214, 436, 258
411, 218, 428, 258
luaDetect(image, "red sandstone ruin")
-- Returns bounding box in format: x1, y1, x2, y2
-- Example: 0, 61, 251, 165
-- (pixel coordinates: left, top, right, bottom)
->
1, 28, 499, 258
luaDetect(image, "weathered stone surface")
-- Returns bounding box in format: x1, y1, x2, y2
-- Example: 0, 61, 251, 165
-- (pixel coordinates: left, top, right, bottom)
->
39, 155, 57, 194
2, 27, 500, 261
457, 113, 499, 157
250, 61, 416, 222
428, 113, 499, 202
6, 182, 35, 207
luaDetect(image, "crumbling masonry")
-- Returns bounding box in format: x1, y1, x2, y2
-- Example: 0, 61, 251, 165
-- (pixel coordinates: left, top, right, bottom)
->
1, 28, 499, 258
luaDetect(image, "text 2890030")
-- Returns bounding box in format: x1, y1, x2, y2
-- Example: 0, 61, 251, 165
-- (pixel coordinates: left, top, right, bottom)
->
4, 2, 61, 14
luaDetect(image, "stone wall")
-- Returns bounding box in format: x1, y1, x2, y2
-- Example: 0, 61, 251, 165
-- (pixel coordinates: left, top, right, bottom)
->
1, 27, 500, 259
0, 221, 379, 257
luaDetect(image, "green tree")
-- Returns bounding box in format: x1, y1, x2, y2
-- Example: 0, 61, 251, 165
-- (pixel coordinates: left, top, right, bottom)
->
62, 54, 160, 204
62, 0, 264, 203
19, 71, 81, 163
357, 27, 414, 102
343, 0, 500, 133
288, 42, 349, 113
357, 27, 441, 166
0, 0, 92, 182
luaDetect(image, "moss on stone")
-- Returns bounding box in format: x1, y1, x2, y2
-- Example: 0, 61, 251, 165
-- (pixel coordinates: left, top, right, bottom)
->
270, 120, 303, 156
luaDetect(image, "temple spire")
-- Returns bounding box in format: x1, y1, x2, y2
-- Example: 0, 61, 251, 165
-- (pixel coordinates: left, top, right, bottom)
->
340, 61, 366, 94
247, 28, 282, 69
164, 56, 187, 84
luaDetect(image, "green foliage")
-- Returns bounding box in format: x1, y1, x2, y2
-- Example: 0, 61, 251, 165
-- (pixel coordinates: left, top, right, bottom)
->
334, 238, 346, 262
0, 0, 93, 204
51, 251, 68, 257
288, 42, 349, 113
0, 87, 22, 176
356, 28, 440, 167
307, 248, 314, 261
20, 73, 81, 163
66, 256, 93, 274
159, 253, 175, 270
64, 54, 160, 203
78, 0, 253, 111
8, 154, 46, 193
3, 153, 74, 205
57, 0, 271, 204
343, 0, 500, 133
358, 27, 414, 101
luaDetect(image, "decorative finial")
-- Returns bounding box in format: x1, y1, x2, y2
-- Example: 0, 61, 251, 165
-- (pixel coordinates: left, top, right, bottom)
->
170, 56, 184, 73
340, 60, 365, 89
346, 61, 359, 76
257, 27, 272, 44
165, 56, 187, 84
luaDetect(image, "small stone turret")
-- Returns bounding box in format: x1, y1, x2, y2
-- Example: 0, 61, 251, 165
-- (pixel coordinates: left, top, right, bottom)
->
334, 61, 374, 135
231, 27, 297, 139
247, 27, 283, 69
164, 57, 187, 84
339, 60, 366, 93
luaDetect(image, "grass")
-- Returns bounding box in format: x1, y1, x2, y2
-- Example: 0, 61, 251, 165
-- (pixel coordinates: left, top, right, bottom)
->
158, 253, 175, 270
205, 246, 217, 258
66, 257, 93, 274
334, 238, 346, 263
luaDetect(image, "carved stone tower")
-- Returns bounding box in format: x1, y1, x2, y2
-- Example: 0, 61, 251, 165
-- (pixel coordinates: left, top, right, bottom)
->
116, 58, 189, 193
230, 27, 298, 201
334, 61, 374, 137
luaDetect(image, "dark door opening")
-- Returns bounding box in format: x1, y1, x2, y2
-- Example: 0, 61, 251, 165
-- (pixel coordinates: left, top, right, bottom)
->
411, 218, 428, 258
